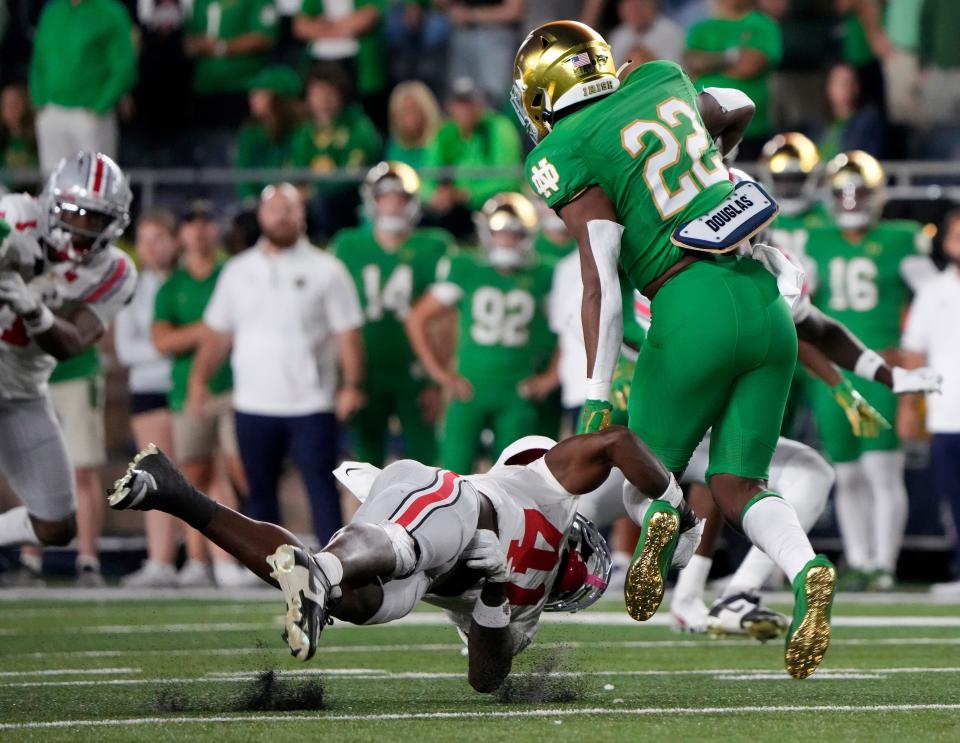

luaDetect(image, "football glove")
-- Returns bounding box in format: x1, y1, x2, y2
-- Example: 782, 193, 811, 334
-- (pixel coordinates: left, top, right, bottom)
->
0, 272, 41, 316
611, 355, 635, 413
751, 243, 804, 309
577, 399, 613, 434
462, 529, 510, 583
892, 366, 942, 395
832, 379, 891, 438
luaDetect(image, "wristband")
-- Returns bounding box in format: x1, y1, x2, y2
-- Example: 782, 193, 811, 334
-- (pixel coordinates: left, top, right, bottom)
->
586, 377, 611, 400
853, 349, 885, 381
471, 596, 511, 629
23, 305, 54, 336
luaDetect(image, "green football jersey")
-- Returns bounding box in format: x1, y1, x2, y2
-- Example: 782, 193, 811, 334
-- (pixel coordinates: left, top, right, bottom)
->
767, 202, 831, 259
333, 226, 453, 376
533, 232, 576, 262
806, 220, 930, 349
442, 251, 555, 383
526, 61, 733, 294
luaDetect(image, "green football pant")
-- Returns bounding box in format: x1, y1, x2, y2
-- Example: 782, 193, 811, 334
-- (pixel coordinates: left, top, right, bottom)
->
629, 256, 798, 481
441, 382, 540, 474
809, 371, 899, 463
350, 380, 438, 467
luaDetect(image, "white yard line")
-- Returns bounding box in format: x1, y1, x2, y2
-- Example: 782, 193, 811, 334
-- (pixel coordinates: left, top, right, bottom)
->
3, 666, 960, 688
0, 668, 139, 678
2, 613, 957, 635
3, 703, 960, 730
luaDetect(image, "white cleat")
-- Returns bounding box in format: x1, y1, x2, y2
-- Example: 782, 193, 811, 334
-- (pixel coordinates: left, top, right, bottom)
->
266, 544, 334, 662
707, 591, 787, 641
670, 594, 710, 633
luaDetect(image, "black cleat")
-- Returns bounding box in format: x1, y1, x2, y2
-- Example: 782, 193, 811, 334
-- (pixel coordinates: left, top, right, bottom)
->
266, 545, 335, 662
707, 591, 788, 641
107, 443, 195, 512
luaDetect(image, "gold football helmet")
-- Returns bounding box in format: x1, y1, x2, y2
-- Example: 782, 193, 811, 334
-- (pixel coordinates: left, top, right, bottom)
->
361, 161, 421, 233
476, 192, 538, 268
759, 133, 822, 217
824, 150, 886, 231
512, 21, 619, 144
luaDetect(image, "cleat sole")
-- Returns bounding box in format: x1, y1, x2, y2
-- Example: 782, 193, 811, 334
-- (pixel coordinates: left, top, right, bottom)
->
107, 443, 159, 509
267, 545, 314, 662
786, 564, 836, 679
624, 511, 679, 622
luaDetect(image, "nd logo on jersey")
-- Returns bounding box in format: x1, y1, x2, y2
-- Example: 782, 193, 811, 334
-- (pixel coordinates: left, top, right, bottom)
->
531, 157, 560, 198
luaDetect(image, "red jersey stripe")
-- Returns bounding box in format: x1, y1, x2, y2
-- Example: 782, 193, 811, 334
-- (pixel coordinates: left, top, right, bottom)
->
83, 260, 126, 303
394, 471, 459, 529
15, 220, 37, 231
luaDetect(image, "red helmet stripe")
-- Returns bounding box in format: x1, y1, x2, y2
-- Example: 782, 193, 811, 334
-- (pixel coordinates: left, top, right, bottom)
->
92, 155, 105, 195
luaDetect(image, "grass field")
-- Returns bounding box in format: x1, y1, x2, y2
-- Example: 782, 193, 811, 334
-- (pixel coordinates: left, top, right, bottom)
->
1, 589, 959, 742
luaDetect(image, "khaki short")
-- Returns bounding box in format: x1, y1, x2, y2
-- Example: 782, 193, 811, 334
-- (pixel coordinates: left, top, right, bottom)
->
48, 376, 106, 469
172, 392, 238, 464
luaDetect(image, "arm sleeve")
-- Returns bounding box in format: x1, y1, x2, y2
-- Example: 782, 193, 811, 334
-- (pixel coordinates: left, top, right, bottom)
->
93, 5, 137, 113
429, 254, 465, 306
900, 226, 938, 291
81, 254, 139, 328
585, 220, 625, 399
202, 267, 236, 332
324, 258, 364, 334
744, 15, 782, 66
901, 286, 933, 353
153, 279, 175, 323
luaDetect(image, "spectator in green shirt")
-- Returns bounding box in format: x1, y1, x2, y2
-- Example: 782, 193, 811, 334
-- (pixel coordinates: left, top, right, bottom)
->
291, 64, 382, 240
684, 0, 783, 159
185, 0, 279, 128
420, 77, 522, 239
0, 84, 37, 172
28, 0, 136, 173
385, 80, 441, 170
294, 0, 388, 127
235, 66, 305, 202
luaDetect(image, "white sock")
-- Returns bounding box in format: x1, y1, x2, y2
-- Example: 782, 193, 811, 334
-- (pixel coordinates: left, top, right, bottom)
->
611, 550, 631, 570
20, 549, 42, 573
0, 507, 40, 547
741, 494, 815, 584
725, 445, 835, 597
76, 554, 100, 572
315, 551, 344, 586
861, 450, 908, 572
834, 461, 874, 570
674, 554, 712, 601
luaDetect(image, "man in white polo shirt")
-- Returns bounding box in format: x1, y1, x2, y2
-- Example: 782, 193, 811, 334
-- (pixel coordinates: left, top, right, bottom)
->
900, 209, 960, 596
187, 183, 365, 544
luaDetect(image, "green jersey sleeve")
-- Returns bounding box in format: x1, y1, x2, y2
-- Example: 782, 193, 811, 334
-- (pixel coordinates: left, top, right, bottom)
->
249, 0, 280, 37
525, 139, 593, 211
745, 12, 783, 65
153, 278, 176, 324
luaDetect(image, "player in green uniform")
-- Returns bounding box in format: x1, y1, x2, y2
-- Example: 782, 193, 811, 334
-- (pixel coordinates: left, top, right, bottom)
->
513, 21, 834, 679
406, 193, 558, 474
805, 150, 937, 591
332, 162, 453, 466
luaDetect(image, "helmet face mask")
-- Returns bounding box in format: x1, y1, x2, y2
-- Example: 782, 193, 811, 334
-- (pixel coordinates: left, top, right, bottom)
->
544, 513, 612, 613
824, 150, 885, 232
759, 133, 821, 217
476, 192, 538, 268
362, 161, 421, 236
512, 21, 621, 144
42, 152, 132, 264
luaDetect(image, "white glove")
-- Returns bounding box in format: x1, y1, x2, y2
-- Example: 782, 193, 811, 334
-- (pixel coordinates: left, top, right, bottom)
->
893, 366, 943, 395
462, 528, 510, 583
672, 516, 704, 569
0, 272, 41, 316
751, 243, 804, 309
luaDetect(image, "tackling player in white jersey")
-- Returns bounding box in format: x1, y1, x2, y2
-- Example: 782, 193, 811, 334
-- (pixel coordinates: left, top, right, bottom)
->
0, 152, 136, 549
108, 425, 701, 691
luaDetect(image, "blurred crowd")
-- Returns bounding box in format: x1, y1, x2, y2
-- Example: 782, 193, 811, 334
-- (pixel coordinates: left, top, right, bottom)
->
1, 0, 960, 591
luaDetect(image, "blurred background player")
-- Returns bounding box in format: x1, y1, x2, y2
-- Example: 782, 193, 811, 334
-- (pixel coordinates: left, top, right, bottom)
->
0, 152, 136, 565
113, 210, 180, 588
332, 161, 453, 466
406, 192, 558, 473
805, 150, 938, 591
151, 202, 250, 588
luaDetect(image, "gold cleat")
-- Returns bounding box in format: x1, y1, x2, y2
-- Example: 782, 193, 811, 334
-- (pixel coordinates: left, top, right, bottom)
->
785, 557, 837, 680
624, 501, 680, 622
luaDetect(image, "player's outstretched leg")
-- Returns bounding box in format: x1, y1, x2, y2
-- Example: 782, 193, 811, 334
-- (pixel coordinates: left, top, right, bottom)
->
108, 444, 347, 661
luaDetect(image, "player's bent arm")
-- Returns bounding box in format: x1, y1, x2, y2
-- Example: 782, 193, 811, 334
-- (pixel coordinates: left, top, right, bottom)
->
796, 305, 894, 388
544, 426, 672, 498
405, 293, 457, 385
186, 324, 233, 398
335, 327, 365, 389
29, 305, 104, 360
557, 187, 623, 401
152, 320, 207, 355
798, 340, 844, 388
467, 581, 514, 693
696, 88, 755, 157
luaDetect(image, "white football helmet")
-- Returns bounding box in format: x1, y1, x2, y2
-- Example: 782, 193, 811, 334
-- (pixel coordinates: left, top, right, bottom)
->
42, 151, 132, 263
